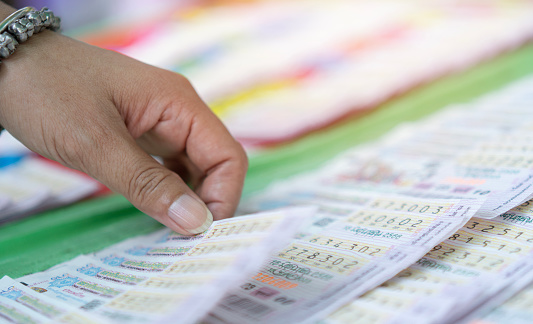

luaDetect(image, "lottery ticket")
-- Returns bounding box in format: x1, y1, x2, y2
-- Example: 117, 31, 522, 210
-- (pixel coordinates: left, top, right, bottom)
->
11, 158, 100, 206
322, 198, 533, 324
460, 270, 533, 324
468, 281, 533, 324
0, 175, 50, 221
0, 276, 105, 324
0, 195, 11, 219
0, 157, 100, 223
223, 76, 533, 323
0, 294, 49, 324
241, 76, 533, 221
204, 191, 482, 323
19, 256, 149, 308
14, 207, 311, 324
154, 208, 313, 324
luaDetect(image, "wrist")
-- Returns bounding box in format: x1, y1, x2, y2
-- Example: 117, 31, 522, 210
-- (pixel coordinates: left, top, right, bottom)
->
0, 5, 61, 133
0, 6, 61, 64
0, 3, 14, 132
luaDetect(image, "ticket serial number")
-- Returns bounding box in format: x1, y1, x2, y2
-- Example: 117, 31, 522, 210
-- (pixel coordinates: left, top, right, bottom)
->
306, 235, 387, 257
347, 210, 431, 233
278, 243, 367, 274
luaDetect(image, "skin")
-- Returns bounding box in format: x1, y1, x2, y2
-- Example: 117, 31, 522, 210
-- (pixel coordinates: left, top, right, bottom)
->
0, 3, 248, 235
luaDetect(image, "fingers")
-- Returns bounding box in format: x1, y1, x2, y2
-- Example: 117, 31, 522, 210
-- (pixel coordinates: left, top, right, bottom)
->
139, 108, 247, 221
183, 102, 248, 220
162, 155, 203, 188
71, 116, 213, 236
126, 73, 248, 221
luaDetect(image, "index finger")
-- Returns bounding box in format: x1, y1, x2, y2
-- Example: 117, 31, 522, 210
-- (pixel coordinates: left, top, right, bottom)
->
185, 103, 248, 220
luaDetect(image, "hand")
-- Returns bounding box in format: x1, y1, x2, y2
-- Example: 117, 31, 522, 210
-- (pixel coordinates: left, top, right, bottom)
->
0, 30, 248, 235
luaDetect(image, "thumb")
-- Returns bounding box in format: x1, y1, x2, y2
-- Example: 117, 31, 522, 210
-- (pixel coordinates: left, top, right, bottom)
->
75, 124, 213, 236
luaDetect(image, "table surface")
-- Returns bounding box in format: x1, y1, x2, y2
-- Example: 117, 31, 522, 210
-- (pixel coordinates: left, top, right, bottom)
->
2, 43, 533, 279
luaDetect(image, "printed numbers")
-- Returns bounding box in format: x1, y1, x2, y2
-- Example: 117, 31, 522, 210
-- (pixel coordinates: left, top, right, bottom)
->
512, 200, 533, 214
307, 235, 386, 257
347, 210, 427, 233
447, 230, 529, 255
278, 244, 366, 274
206, 219, 275, 239
462, 220, 533, 245
369, 199, 451, 215
427, 243, 509, 271
187, 240, 250, 257
164, 259, 225, 274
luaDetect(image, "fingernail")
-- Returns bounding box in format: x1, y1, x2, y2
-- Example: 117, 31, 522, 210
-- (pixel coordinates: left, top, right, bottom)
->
168, 195, 213, 234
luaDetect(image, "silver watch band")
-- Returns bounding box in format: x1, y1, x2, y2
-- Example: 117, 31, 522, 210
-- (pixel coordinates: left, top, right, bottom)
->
0, 7, 61, 133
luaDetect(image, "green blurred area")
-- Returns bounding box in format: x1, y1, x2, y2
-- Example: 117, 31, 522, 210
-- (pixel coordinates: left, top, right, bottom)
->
2, 43, 533, 279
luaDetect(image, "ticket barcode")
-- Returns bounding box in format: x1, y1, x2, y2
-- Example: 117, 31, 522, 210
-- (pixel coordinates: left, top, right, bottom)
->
219, 294, 273, 318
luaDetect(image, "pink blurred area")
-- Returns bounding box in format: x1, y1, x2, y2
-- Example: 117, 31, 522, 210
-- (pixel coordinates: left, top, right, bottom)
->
5, 0, 265, 51
6, 0, 259, 31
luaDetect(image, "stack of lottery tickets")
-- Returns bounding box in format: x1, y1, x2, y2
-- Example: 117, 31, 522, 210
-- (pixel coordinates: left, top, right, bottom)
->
0, 135, 100, 224
1, 208, 308, 323
232, 76, 533, 324
4, 75, 533, 323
